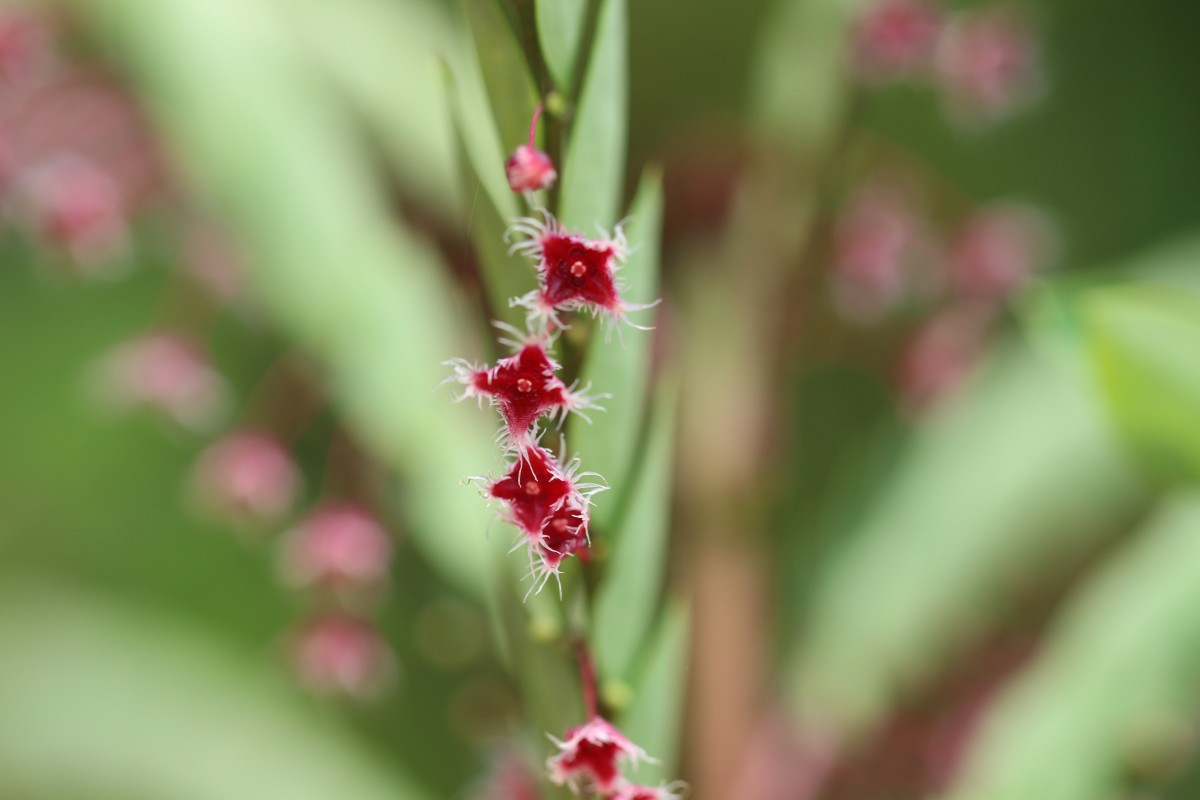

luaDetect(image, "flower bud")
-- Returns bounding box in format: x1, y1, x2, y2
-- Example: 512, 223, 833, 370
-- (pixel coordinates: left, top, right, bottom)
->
506, 144, 557, 193
22, 157, 129, 271
946, 204, 1054, 302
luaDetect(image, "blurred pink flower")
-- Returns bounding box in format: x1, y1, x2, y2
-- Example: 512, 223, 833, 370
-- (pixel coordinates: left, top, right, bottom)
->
21, 156, 130, 271
471, 748, 543, 800
851, 0, 942, 83
290, 613, 395, 698
830, 183, 933, 322
96, 332, 229, 431
946, 204, 1055, 302
896, 305, 994, 413
280, 504, 392, 594
0, 7, 52, 86
610, 782, 688, 800
190, 430, 301, 526
935, 9, 1040, 124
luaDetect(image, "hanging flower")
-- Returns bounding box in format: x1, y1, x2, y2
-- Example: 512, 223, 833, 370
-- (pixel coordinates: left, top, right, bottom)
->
506, 104, 557, 193
934, 8, 1040, 124
851, 0, 942, 83
289, 613, 395, 699
547, 716, 654, 793
190, 430, 301, 526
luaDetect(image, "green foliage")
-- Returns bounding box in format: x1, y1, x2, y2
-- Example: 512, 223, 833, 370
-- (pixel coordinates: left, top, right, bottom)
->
942, 495, 1200, 800
0, 578, 433, 800
559, 0, 627, 232
536, 0, 588, 90
570, 167, 664, 526
789, 332, 1145, 739
592, 374, 678, 684
1083, 284, 1200, 484
460, 0, 539, 153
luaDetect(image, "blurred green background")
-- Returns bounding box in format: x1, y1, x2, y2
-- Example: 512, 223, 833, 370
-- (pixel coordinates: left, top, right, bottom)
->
3, 0, 1200, 799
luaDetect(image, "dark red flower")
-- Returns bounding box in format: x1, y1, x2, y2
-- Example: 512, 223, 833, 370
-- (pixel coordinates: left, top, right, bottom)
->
489, 445, 574, 534
547, 717, 652, 793
450, 337, 601, 444
507, 210, 655, 329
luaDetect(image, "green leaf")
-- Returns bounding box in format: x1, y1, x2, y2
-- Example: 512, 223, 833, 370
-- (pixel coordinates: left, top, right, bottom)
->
270, 0, 460, 218
943, 495, 1200, 800
69, 0, 505, 599
592, 373, 678, 683
788, 334, 1145, 739
1082, 284, 1200, 484
751, 0, 865, 154
460, 0, 539, 153
569, 167, 663, 526
0, 578, 435, 800
536, 0, 588, 90
616, 598, 690, 786
443, 66, 535, 329
559, 0, 627, 233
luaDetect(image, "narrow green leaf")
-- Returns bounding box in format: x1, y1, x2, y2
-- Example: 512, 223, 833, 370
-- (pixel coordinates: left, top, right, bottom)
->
271, 0, 460, 217
751, 0, 867, 153
443, 67, 535, 328
460, 0, 539, 153
592, 374, 678, 683
617, 598, 690, 786
559, 0, 627, 233
569, 167, 663, 526
943, 495, 1200, 800
536, 0, 588, 90
0, 579, 435, 800
1082, 284, 1200, 484
69, 0, 505, 598
788, 335, 1145, 739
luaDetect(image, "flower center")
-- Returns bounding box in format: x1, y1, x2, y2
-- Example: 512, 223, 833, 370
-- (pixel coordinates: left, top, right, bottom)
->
524, 480, 540, 496
570, 261, 587, 278
516, 377, 534, 393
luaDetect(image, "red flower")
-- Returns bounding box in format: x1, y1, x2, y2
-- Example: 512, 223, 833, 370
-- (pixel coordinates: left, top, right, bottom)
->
449, 336, 602, 444
95, 332, 229, 431
547, 716, 654, 793
945, 204, 1055, 302
487, 445, 603, 594
507, 210, 655, 329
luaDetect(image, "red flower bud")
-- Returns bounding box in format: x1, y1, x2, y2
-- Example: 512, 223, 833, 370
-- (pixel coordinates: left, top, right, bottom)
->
506, 144, 557, 193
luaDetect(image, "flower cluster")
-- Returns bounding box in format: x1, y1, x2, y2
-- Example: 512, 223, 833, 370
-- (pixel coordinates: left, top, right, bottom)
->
450, 120, 654, 591
829, 181, 1056, 411
851, 0, 1040, 125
